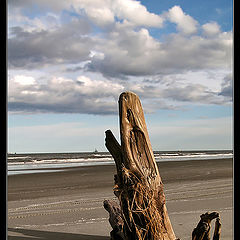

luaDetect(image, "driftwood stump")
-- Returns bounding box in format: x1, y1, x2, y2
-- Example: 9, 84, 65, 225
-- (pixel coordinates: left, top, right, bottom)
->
192, 212, 221, 240
104, 91, 221, 240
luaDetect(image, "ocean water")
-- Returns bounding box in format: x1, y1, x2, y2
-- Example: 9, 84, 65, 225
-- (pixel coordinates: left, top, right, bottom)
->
7, 150, 233, 176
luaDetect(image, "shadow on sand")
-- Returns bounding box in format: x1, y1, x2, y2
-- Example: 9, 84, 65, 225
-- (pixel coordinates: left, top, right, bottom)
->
8, 228, 110, 240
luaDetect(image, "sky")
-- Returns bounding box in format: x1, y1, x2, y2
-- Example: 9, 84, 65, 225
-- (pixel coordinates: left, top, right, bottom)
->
7, 0, 233, 153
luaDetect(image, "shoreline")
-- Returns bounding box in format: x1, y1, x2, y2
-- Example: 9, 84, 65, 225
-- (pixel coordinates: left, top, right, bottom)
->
8, 158, 233, 201
8, 157, 233, 176
8, 158, 233, 239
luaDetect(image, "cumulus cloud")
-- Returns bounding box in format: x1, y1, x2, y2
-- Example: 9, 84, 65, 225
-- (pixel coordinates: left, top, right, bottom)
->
73, 0, 115, 27
13, 75, 36, 85
9, 0, 164, 28
111, 0, 164, 27
8, 2, 232, 74
7, 0, 233, 115
202, 21, 221, 36
166, 5, 198, 34
85, 25, 232, 78
8, 71, 231, 115
8, 75, 124, 114
8, 18, 93, 68
85, 26, 163, 78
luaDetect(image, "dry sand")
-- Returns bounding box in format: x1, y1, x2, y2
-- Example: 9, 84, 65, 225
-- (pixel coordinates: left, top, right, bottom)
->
8, 158, 233, 240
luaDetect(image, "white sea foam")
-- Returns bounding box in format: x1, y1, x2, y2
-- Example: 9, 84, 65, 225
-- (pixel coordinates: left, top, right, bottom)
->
7, 151, 232, 175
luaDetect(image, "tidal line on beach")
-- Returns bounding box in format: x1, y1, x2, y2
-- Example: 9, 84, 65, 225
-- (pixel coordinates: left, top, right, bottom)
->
8, 206, 103, 220
167, 189, 232, 202
8, 197, 117, 213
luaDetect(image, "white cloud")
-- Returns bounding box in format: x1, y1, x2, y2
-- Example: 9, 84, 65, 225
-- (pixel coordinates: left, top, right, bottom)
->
112, 0, 164, 27
8, 1, 233, 115
76, 76, 124, 95
8, 1, 232, 75
8, 69, 232, 115
167, 5, 198, 34
79, 4, 115, 26
9, 0, 165, 28
8, 75, 124, 114
12, 75, 36, 85
8, 19, 93, 68
7, 1, 233, 153
202, 21, 221, 36
85, 24, 232, 77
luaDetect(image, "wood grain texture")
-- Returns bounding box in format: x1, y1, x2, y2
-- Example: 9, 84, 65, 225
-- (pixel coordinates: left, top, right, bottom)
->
105, 92, 176, 240
104, 91, 221, 240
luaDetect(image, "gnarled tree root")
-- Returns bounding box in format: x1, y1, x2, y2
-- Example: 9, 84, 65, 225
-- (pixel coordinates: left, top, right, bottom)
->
192, 212, 221, 240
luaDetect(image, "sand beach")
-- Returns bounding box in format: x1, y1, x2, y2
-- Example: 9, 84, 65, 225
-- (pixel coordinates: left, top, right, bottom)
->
8, 158, 233, 240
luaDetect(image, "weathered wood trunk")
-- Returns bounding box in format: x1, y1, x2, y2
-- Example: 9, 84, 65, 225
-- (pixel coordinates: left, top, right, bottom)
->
105, 91, 176, 240
104, 91, 221, 240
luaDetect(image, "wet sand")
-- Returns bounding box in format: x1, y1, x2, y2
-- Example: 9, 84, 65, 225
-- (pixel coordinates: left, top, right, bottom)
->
8, 158, 233, 240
